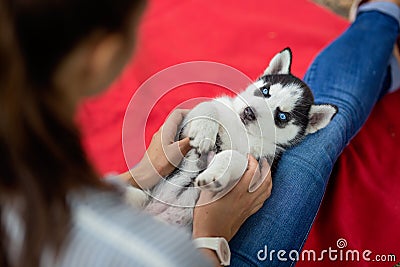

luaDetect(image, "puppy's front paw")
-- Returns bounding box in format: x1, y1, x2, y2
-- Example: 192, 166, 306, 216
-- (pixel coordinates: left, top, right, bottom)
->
188, 118, 219, 154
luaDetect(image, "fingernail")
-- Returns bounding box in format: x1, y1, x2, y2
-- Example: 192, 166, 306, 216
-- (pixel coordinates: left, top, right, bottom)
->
179, 138, 192, 154
248, 180, 259, 193
261, 158, 269, 167
179, 137, 190, 145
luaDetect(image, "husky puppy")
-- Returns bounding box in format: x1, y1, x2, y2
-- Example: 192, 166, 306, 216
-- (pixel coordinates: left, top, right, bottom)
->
128, 48, 337, 230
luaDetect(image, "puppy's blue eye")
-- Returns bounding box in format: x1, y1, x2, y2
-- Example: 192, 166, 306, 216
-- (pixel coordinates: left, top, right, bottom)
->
259, 83, 271, 98
279, 112, 287, 121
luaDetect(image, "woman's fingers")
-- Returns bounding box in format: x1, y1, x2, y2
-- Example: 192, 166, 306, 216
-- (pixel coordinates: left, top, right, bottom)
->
234, 154, 259, 191
164, 137, 191, 168
178, 137, 191, 155
248, 158, 271, 193
245, 157, 273, 216
251, 163, 273, 204
253, 180, 272, 206
161, 109, 190, 144
257, 159, 272, 194
249, 178, 272, 216
154, 108, 192, 169
249, 203, 265, 216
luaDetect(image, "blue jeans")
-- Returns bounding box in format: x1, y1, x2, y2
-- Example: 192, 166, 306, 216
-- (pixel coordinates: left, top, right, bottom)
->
229, 5, 400, 267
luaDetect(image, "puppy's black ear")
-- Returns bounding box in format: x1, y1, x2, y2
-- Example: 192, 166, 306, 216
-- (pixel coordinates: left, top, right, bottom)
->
305, 104, 338, 134
264, 48, 292, 75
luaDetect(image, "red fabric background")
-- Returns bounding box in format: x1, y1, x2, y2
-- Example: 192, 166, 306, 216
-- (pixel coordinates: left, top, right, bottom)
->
77, 0, 400, 265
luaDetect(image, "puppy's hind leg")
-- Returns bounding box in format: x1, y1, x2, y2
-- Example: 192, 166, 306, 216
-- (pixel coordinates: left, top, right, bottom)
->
194, 150, 248, 192
124, 186, 149, 209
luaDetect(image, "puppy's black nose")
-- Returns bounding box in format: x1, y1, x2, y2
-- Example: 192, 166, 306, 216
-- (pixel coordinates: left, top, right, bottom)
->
243, 107, 256, 121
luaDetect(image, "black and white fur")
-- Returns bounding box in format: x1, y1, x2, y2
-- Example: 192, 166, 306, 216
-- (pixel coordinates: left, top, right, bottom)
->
127, 48, 338, 230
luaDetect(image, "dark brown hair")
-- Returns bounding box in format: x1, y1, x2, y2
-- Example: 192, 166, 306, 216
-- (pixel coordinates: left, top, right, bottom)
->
0, 0, 145, 266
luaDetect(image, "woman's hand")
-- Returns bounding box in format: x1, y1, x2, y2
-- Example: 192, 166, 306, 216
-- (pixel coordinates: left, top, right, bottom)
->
192, 155, 272, 242
120, 109, 192, 189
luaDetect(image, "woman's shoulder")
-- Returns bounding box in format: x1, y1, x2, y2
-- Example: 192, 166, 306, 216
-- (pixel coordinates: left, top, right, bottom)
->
53, 189, 211, 267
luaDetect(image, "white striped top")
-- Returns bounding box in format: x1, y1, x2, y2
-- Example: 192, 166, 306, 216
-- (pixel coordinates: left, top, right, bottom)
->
4, 189, 212, 267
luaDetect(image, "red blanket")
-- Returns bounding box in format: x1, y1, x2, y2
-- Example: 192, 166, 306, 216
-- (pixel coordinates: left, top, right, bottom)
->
77, 0, 400, 265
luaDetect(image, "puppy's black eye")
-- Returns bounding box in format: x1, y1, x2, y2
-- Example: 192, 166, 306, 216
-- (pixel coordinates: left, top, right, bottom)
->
260, 83, 271, 98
